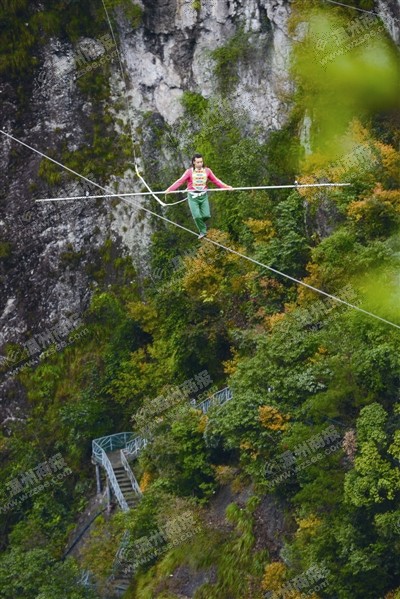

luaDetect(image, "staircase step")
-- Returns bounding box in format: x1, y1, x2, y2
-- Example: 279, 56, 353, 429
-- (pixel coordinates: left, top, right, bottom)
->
114, 580, 130, 591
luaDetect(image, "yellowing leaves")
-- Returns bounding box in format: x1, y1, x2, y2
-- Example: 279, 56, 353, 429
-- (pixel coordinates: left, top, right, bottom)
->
139, 471, 152, 493
126, 300, 158, 334
296, 514, 323, 535
240, 440, 253, 451
223, 347, 240, 375
347, 186, 400, 223
347, 199, 370, 222
213, 464, 237, 485
251, 558, 322, 598
297, 119, 400, 208
181, 228, 244, 301
308, 346, 328, 364
197, 413, 208, 433
375, 141, 400, 187
296, 265, 320, 303
245, 217, 275, 242
239, 439, 259, 459
375, 188, 400, 211
294, 174, 320, 201
266, 312, 286, 330
259, 405, 290, 431
262, 561, 287, 591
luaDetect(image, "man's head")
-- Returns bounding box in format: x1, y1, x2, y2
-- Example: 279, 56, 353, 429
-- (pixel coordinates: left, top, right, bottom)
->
191, 153, 204, 169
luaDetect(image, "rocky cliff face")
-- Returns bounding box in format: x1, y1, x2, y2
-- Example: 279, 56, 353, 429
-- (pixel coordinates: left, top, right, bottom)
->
377, 0, 400, 45
121, 0, 293, 128
0, 0, 295, 426
0, 0, 398, 426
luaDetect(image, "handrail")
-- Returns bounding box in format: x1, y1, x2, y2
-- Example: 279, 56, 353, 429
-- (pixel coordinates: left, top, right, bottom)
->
124, 434, 148, 459
92, 443, 129, 512
92, 432, 136, 463
103, 386, 234, 593
79, 570, 90, 587
105, 452, 129, 512
122, 388, 232, 459
196, 386, 233, 414
120, 449, 142, 496
62, 507, 107, 560
110, 530, 131, 581
92, 389, 233, 516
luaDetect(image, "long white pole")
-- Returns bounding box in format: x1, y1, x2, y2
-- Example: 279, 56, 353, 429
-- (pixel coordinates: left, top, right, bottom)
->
35, 182, 351, 203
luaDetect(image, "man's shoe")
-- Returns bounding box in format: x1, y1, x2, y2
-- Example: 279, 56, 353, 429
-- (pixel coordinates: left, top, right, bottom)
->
198, 231, 207, 239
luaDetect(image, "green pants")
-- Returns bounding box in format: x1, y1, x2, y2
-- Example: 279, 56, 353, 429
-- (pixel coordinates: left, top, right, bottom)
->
187, 192, 210, 234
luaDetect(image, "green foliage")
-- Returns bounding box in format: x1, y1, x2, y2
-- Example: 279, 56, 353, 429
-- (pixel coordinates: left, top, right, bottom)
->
265, 122, 303, 183
106, 0, 143, 28
195, 496, 266, 598
0, 289, 145, 571
356, 403, 388, 445
38, 158, 63, 186
57, 123, 133, 183
351, 197, 400, 240
140, 407, 216, 501
123, 2, 143, 29
344, 403, 400, 507
181, 91, 209, 118
133, 496, 265, 598
0, 241, 11, 260
3, 7, 400, 599
60, 246, 85, 267
192, 0, 201, 12
290, 4, 399, 158
0, 548, 95, 599
0, 0, 37, 76
254, 191, 310, 277
211, 27, 254, 95
0, 0, 106, 77
172, 98, 273, 238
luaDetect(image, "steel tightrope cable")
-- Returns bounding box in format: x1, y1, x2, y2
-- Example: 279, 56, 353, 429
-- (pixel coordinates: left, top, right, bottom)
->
1, 135, 398, 332
1, 1, 398, 331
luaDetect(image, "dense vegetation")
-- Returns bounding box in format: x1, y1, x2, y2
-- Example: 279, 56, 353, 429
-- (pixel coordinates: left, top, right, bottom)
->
0, 1, 399, 598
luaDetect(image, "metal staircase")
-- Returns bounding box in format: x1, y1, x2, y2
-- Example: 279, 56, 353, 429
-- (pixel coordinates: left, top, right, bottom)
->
91, 388, 232, 512
91, 432, 145, 512
108, 450, 140, 509
90, 386, 233, 597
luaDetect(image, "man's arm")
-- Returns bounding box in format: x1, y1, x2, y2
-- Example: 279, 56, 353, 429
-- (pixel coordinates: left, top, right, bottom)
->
206, 168, 233, 189
165, 169, 191, 193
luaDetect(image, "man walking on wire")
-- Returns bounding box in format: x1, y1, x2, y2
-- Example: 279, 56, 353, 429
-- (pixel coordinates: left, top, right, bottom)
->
165, 153, 233, 239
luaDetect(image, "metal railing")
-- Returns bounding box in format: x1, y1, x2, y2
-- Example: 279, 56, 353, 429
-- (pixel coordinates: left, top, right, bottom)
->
92, 432, 136, 464
91, 388, 233, 514
79, 569, 95, 588
124, 434, 148, 459
120, 449, 142, 496
92, 442, 129, 512
101, 386, 234, 595
195, 386, 233, 414
109, 530, 131, 582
